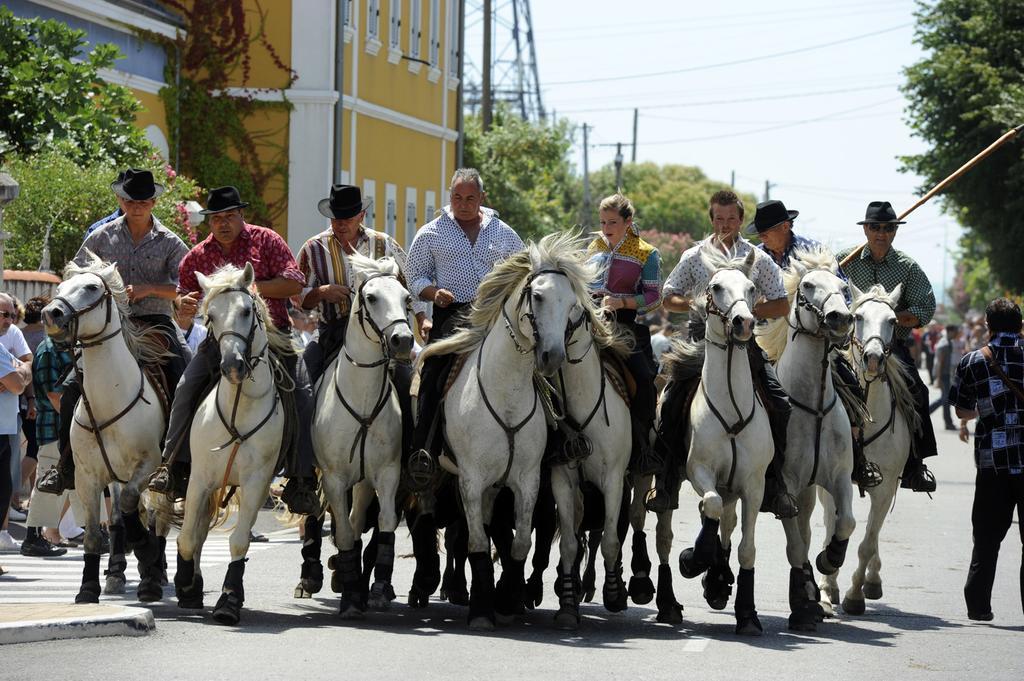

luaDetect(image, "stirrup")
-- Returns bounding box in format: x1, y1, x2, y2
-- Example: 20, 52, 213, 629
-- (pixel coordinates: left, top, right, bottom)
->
644, 486, 677, 514
148, 465, 173, 495
406, 449, 437, 491
852, 459, 883, 489
903, 464, 936, 495
767, 491, 800, 520
36, 466, 68, 495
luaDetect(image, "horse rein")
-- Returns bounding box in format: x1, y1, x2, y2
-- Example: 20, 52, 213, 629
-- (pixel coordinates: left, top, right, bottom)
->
851, 299, 899, 447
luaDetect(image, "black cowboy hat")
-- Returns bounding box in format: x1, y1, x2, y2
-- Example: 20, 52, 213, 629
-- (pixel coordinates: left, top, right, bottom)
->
856, 200, 906, 225
111, 168, 164, 201
318, 184, 372, 220
745, 199, 798, 235
199, 186, 250, 215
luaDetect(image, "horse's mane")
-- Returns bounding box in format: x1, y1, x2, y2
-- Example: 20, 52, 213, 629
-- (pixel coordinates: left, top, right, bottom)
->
756, 245, 840, 363
348, 251, 401, 282
846, 284, 922, 437
419, 231, 630, 362
199, 265, 299, 356
63, 252, 171, 365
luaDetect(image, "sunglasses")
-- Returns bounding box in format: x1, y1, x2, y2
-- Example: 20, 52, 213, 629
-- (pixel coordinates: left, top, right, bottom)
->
867, 223, 899, 234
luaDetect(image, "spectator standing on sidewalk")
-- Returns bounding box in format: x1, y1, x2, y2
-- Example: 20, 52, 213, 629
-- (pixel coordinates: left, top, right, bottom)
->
929, 324, 960, 431
0, 343, 33, 551
948, 297, 1024, 622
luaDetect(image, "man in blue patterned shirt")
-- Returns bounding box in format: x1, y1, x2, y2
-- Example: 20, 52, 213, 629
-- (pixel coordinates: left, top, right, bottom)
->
949, 297, 1024, 621
838, 201, 938, 494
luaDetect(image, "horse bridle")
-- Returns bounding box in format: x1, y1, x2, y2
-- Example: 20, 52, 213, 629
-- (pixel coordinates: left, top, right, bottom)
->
703, 277, 755, 350
52, 277, 120, 349
851, 298, 900, 447
503, 268, 580, 357
208, 287, 280, 451
334, 272, 412, 482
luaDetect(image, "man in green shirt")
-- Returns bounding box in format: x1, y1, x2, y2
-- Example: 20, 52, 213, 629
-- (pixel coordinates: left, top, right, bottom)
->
838, 201, 938, 493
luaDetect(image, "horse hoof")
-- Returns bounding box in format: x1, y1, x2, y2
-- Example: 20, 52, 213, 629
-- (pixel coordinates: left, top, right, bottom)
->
582, 587, 596, 604
469, 616, 495, 631
628, 576, 655, 605
369, 583, 395, 611
656, 603, 684, 625
300, 579, 323, 597
603, 584, 628, 613
104, 574, 126, 595
407, 588, 429, 609
212, 593, 242, 625
679, 548, 708, 579
338, 604, 366, 620
137, 577, 163, 603
825, 585, 840, 606
178, 597, 204, 610
294, 584, 313, 599
554, 607, 580, 630
842, 597, 866, 615
819, 601, 835, 619
815, 551, 838, 577
788, 612, 817, 632
157, 569, 169, 587
735, 612, 763, 636
863, 582, 883, 600
524, 575, 544, 610
75, 582, 101, 604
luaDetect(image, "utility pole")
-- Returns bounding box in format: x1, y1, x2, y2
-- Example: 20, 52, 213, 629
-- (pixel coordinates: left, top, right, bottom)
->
482, 0, 492, 132
730, 170, 735, 188
763, 179, 776, 201
582, 124, 591, 226
614, 142, 624, 190
631, 108, 638, 163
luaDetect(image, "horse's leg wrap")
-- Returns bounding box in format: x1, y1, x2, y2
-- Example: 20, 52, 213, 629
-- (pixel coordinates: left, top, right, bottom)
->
787, 566, 820, 631
296, 515, 324, 598
126, 518, 163, 603
103, 524, 128, 595
333, 544, 366, 616
409, 515, 440, 607
76, 553, 102, 604
369, 532, 396, 608
816, 535, 850, 576
702, 539, 734, 610
122, 510, 147, 550
734, 567, 762, 635
494, 556, 525, 619
603, 556, 628, 613
679, 516, 720, 579
213, 558, 246, 625
554, 567, 580, 629
467, 551, 496, 626
155, 535, 168, 584
175, 552, 205, 609
656, 563, 684, 624
628, 530, 655, 605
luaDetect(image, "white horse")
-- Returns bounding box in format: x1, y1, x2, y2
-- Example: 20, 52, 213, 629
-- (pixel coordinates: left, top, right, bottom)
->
41, 254, 171, 604
312, 253, 415, 618
542, 265, 633, 629
172, 263, 298, 625
819, 283, 918, 615
758, 247, 856, 631
659, 246, 773, 635
422, 232, 582, 629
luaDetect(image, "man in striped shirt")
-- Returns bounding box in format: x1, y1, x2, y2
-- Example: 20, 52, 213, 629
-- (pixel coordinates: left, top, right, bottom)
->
837, 201, 938, 493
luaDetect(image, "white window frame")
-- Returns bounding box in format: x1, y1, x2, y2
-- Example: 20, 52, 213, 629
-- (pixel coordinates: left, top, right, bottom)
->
424, 190, 436, 226
344, 0, 355, 43
385, 183, 398, 238
404, 187, 418, 247
407, 0, 422, 74
387, 0, 402, 64
365, 0, 382, 55
446, 0, 460, 90
363, 179, 377, 229
427, 0, 441, 82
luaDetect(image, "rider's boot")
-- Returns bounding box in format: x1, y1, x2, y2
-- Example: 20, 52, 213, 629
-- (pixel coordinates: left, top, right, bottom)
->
36, 445, 75, 495
851, 434, 883, 489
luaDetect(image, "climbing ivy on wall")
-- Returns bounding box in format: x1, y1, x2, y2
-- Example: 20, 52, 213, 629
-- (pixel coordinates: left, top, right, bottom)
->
149, 0, 296, 229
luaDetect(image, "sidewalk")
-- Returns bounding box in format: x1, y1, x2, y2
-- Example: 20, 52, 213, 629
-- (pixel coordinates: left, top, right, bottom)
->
0, 603, 155, 645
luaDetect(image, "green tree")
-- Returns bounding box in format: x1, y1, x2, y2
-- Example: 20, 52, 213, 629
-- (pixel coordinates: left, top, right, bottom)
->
1, 146, 203, 272
586, 162, 758, 237
462, 108, 578, 241
0, 7, 149, 165
902, 0, 1024, 292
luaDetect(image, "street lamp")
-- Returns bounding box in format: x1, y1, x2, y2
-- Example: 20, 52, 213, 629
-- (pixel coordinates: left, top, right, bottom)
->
614, 142, 624, 190
0, 172, 20, 286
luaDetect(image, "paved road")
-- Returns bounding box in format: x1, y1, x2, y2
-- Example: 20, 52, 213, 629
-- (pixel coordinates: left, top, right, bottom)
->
2, 381, 1022, 680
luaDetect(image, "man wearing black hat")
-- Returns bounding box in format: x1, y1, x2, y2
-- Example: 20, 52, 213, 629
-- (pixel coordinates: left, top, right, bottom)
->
749, 200, 883, 490
148, 186, 320, 515
837, 201, 938, 493
37, 169, 191, 495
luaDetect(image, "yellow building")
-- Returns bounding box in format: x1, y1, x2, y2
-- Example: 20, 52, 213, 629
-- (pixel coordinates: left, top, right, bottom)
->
8, 0, 461, 251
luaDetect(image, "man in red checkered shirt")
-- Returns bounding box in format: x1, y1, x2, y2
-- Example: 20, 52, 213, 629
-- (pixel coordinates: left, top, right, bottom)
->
149, 187, 319, 514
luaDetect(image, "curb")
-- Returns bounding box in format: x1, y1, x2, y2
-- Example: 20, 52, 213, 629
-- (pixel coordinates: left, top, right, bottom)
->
0, 604, 155, 645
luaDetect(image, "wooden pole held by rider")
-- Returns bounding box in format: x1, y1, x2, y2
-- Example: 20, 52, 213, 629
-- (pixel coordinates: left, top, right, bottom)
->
840, 123, 1024, 268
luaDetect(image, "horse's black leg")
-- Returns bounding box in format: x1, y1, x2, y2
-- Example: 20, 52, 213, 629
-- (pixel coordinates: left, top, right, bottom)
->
174, 551, 204, 609
679, 516, 719, 579
332, 539, 365, 619
407, 507, 439, 608
734, 567, 762, 635
701, 538, 734, 611
628, 529, 655, 605
76, 553, 102, 604
124, 509, 162, 602
467, 550, 495, 629
103, 522, 127, 595
525, 470, 555, 610
491, 489, 525, 621
295, 513, 324, 598
368, 530, 396, 609
581, 529, 600, 602
212, 558, 245, 625
441, 522, 470, 605
655, 563, 684, 624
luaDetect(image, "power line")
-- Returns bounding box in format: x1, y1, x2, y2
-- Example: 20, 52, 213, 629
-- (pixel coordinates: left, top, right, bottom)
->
640, 108, 901, 126
556, 83, 899, 114
620, 97, 901, 145
546, 23, 913, 85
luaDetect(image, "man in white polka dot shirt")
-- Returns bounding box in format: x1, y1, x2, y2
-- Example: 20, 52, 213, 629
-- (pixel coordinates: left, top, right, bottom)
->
649, 191, 798, 519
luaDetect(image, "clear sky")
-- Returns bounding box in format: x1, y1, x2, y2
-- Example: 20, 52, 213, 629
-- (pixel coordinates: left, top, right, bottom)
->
482, 0, 960, 305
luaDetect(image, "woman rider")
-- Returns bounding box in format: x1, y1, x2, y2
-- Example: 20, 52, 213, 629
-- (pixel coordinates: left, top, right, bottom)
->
587, 193, 662, 472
